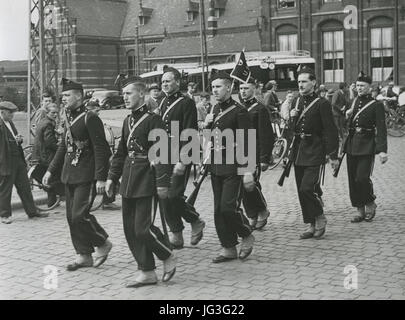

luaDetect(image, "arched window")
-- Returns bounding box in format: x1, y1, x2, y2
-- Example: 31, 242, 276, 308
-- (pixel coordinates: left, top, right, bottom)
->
320, 20, 344, 83
127, 50, 135, 76
369, 16, 394, 82
276, 24, 298, 52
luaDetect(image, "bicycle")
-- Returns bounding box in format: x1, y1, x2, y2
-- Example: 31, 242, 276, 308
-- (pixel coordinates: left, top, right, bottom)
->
268, 111, 288, 170
386, 106, 405, 137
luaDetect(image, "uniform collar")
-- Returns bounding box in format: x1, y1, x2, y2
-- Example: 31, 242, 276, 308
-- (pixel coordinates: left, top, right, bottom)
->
218, 97, 234, 111
131, 104, 148, 120
165, 90, 183, 101
358, 94, 372, 102
301, 91, 318, 103
68, 105, 85, 121
243, 97, 257, 108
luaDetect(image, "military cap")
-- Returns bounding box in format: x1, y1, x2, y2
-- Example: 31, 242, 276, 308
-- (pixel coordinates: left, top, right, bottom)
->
357, 71, 372, 85
162, 65, 181, 79
211, 69, 232, 82
0, 101, 18, 111
148, 83, 160, 91
188, 82, 196, 87
121, 76, 144, 88
61, 78, 83, 92
298, 65, 315, 77
245, 77, 257, 85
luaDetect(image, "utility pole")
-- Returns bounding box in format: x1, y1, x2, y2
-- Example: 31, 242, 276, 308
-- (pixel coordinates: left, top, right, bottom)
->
29, 0, 74, 141
199, 0, 209, 91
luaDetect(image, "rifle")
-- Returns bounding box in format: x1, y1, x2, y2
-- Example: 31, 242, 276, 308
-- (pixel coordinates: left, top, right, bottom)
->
277, 135, 296, 187
186, 143, 211, 206
333, 152, 346, 178
333, 136, 349, 178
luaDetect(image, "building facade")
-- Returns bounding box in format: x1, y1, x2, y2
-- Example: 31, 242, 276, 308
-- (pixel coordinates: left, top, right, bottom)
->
36, 0, 404, 89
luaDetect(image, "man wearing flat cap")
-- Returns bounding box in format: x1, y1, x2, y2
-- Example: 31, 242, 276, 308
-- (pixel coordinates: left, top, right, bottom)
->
343, 72, 387, 223
106, 76, 176, 287
43, 78, 113, 271
239, 77, 275, 230
204, 70, 256, 263
146, 83, 162, 113
288, 67, 339, 240
0, 101, 48, 224
157, 66, 206, 249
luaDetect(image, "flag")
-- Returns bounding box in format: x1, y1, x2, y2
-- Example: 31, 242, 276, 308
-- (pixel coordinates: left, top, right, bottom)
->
230, 51, 251, 83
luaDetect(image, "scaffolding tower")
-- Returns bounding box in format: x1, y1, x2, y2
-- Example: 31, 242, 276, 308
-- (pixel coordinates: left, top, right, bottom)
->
28, 0, 75, 143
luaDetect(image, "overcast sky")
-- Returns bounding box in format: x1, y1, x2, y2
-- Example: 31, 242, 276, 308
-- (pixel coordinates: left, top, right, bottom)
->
0, 0, 29, 61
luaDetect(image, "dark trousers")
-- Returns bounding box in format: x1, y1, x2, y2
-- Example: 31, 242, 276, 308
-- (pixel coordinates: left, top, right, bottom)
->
294, 165, 324, 224
242, 171, 268, 219
122, 196, 172, 271
162, 165, 199, 233
211, 174, 252, 248
347, 154, 376, 207
0, 156, 37, 218
65, 182, 108, 254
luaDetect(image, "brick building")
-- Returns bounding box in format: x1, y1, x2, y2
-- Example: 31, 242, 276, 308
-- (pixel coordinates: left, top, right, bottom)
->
42, 0, 404, 89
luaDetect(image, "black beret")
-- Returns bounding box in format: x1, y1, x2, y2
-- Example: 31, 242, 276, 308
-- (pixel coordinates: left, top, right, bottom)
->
211, 69, 232, 82
61, 78, 83, 92
298, 66, 315, 77
0, 101, 18, 111
163, 66, 181, 79
121, 76, 144, 88
357, 71, 372, 84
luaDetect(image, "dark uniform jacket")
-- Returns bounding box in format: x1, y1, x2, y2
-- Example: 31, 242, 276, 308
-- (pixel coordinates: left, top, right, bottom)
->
108, 105, 171, 198
208, 98, 252, 176
32, 117, 58, 166
48, 105, 111, 184
0, 118, 25, 176
157, 91, 198, 163
243, 97, 275, 164
344, 94, 387, 156
292, 92, 339, 166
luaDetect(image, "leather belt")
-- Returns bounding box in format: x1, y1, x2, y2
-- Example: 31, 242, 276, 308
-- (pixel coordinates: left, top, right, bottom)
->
350, 127, 374, 134
295, 133, 313, 139
128, 151, 148, 159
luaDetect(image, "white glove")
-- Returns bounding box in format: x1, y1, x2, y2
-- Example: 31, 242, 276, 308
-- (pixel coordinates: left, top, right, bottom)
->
243, 172, 255, 192
378, 152, 388, 164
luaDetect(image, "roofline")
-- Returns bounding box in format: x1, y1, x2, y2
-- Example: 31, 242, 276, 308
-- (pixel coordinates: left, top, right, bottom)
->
145, 52, 237, 61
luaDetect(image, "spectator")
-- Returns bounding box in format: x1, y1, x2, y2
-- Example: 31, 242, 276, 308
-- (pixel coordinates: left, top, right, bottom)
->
255, 81, 265, 103
263, 80, 280, 120
398, 87, 405, 108
386, 81, 398, 109
32, 103, 64, 208
0, 101, 48, 224
33, 93, 54, 131
186, 82, 197, 101
196, 92, 211, 131
146, 83, 162, 112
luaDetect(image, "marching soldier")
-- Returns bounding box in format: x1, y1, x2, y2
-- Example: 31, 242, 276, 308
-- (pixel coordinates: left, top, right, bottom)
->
157, 66, 206, 249
43, 78, 112, 271
289, 67, 339, 240
344, 72, 387, 223
205, 71, 255, 263
0, 101, 49, 224
239, 78, 275, 230
106, 77, 176, 288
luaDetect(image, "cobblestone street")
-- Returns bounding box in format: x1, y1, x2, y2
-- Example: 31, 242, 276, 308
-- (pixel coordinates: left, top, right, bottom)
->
1, 136, 404, 300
